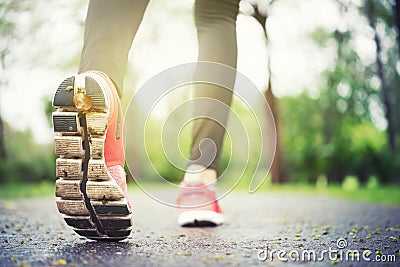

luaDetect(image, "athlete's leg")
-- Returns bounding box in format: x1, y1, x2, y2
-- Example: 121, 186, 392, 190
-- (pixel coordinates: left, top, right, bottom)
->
188, 0, 240, 177
78, 0, 149, 97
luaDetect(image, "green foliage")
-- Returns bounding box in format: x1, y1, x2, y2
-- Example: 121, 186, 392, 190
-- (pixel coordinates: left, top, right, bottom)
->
358, 0, 400, 177
1, 179, 399, 207
0, 1, 17, 37
0, 122, 55, 183
279, 93, 387, 184
309, 27, 332, 47
43, 98, 53, 127
0, 181, 53, 199
287, 0, 400, 184
366, 175, 379, 189
342, 175, 360, 191
0, 0, 29, 64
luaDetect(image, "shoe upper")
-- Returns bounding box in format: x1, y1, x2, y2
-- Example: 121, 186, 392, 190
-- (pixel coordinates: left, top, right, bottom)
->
84, 71, 130, 209
94, 71, 125, 168
177, 182, 223, 214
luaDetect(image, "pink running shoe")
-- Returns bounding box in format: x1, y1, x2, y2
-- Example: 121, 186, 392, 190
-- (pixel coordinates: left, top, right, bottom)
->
177, 182, 224, 227
52, 71, 132, 241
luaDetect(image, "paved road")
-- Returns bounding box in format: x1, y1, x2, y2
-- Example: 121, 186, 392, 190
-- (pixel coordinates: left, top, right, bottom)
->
1, 188, 399, 267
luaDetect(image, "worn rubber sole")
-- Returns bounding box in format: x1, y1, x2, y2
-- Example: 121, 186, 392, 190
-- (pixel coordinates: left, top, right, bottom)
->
178, 210, 224, 227
52, 73, 132, 241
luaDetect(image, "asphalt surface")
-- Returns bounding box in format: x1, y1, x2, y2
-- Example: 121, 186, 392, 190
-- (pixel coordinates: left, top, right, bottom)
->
1, 188, 400, 267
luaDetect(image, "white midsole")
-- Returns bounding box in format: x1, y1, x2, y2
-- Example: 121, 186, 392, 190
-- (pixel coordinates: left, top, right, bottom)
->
178, 210, 224, 226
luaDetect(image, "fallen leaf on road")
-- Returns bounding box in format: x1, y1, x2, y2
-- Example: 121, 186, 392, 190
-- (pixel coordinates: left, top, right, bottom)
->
51, 259, 67, 265
330, 258, 340, 265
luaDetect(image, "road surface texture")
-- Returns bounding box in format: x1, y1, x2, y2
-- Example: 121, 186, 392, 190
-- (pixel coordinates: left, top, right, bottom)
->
1, 188, 399, 267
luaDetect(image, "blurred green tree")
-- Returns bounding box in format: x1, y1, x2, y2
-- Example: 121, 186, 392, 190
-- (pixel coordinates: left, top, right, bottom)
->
0, 0, 18, 160
0, 121, 55, 183
243, 0, 288, 184
359, 0, 400, 182
0, 0, 56, 183
282, 0, 399, 184
0, 0, 31, 160
363, 0, 397, 151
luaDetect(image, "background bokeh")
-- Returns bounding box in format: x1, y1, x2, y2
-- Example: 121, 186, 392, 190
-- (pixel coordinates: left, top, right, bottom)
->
1, 0, 399, 193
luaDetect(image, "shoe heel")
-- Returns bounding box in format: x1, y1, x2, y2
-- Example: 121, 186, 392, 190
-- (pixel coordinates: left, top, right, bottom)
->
53, 76, 75, 108
85, 76, 107, 110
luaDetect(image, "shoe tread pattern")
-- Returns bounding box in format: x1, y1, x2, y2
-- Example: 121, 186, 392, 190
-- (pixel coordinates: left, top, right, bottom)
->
53, 74, 132, 241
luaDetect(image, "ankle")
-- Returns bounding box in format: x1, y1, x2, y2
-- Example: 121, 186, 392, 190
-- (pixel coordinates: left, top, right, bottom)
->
183, 164, 217, 186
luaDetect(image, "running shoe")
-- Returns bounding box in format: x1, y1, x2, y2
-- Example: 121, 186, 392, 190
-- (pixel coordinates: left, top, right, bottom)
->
177, 182, 224, 227
52, 71, 132, 241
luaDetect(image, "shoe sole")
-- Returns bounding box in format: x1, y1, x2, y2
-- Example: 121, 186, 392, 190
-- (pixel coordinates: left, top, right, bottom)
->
52, 73, 133, 241
178, 210, 224, 227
